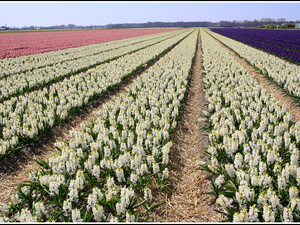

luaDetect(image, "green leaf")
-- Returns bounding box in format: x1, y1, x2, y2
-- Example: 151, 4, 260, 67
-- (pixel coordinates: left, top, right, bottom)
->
143, 216, 150, 222
202, 192, 218, 196
132, 200, 146, 209
214, 209, 231, 218
135, 211, 141, 222
210, 176, 219, 193
35, 159, 50, 170
218, 190, 234, 197
149, 201, 165, 211
160, 183, 171, 193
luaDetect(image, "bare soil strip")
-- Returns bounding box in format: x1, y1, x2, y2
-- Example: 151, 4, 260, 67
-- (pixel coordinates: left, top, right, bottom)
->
144, 31, 224, 222
0, 36, 185, 205
209, 31, 300, 123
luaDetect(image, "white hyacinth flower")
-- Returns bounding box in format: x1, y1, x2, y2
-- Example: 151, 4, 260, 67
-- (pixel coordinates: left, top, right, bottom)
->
106, 176, 115, 189
143, 187, 152, 203
162, 167, 169, 180
92, 204, 106, 222
225, 163, 236, 178
262, 203, 275, 222
283, 206, 293, 222
68, 187, 79, 202
109, 215, 119, 222
71, 208, 83, 222
33, 201, 47, 218
17, 208, 37, 222
92, 164, 100, 179
130, 172, 138, 186
234, 153, 243, 169
63, 199, 72, 216
289, 186, 299, 200
116, 201, 126, 216
233, 208, 248, 222
216, 194, 233, 211
0, 216, 9, 222
215, 174, 226, 188
116, 167, 125, 183
126, 210, 135, 222
248, 204, 259, 222
11, 193, 21, 205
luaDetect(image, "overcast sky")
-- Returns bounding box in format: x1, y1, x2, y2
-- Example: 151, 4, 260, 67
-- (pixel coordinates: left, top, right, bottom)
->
1, 1, 299, 28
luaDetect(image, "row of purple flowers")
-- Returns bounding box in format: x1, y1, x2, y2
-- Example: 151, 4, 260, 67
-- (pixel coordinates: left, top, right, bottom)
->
213, 28, 300, 51
210, 28, 300, 64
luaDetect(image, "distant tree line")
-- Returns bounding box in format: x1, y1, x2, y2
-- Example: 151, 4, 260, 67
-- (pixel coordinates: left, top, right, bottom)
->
106, 21, 215, 28
106, 18, 299, 29
2, 18, 299, 31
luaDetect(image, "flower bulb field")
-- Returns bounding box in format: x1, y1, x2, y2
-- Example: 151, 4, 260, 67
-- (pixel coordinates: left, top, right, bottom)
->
210, 28, 300, 64
0, 28, 181, 59
0, 27, 300, 222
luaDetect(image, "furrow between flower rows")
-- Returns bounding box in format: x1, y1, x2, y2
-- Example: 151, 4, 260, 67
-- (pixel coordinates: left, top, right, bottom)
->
199, 28, 300, 222
206, 29, 300, 102
0, 28, 194, 163
0, 29, 187, 103
0, 28, 199, 222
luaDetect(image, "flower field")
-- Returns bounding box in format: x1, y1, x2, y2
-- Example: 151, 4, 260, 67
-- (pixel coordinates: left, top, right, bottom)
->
210, 28, 300, 64
199, 28, 300, 222
0, 30, 186, 102
0, 28, 191, 163
0, 28, 181, 59
207, 29, 300, 103
0, 28, 198, 222
1, 27, 300, 222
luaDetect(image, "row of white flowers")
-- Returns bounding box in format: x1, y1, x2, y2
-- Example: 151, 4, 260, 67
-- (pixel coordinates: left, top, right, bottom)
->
0, 29, 188, 102
199, 29, 300, 222
0, 29, 199, 222
0, 29, 184, 78
0, 29, 193, 162
206, 29, 300, 101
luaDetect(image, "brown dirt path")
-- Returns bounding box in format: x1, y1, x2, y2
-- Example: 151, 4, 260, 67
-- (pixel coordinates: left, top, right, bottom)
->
144, 30, 224, 222
208, 30, 300, 123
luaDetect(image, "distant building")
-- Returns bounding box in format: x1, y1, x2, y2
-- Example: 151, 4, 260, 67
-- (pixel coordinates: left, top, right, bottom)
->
295, 23, 300, 29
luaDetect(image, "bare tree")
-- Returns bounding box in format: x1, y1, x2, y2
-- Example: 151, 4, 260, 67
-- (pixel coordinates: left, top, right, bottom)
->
260, 18, 275, 24
276, 18, 286, 23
